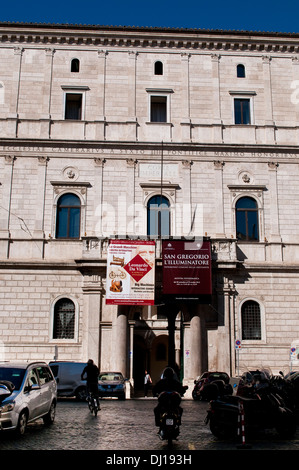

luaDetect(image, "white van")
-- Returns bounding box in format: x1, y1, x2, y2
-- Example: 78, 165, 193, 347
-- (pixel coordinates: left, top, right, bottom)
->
49, 361, 88, 401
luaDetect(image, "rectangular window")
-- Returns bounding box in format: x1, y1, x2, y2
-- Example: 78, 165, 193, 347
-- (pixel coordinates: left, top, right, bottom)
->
65, 93, 82, 120
150, 96, 167, 122
234, 98, 251, 124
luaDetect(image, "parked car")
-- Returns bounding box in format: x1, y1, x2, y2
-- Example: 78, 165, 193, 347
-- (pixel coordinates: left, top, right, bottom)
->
192, 371, 232, 401
49, 361, 88, 401
98, 372, 126, 400
0, 361, 57, 435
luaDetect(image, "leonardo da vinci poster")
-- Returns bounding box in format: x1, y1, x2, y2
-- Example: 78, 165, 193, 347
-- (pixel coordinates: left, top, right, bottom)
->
106, 239, 155, 305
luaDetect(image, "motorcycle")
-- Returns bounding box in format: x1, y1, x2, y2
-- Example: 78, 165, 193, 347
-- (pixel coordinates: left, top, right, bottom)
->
192, 371, 233, 401
205, 369, 297, 440
154, 387, 188, 446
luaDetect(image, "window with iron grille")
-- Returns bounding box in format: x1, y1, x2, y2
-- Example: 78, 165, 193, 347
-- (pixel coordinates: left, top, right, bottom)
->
241, 300, 261, 340
53, 298, 75, 339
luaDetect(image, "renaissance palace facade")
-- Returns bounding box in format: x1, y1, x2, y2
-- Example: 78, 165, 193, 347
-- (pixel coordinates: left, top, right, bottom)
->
0, 22, 299, 395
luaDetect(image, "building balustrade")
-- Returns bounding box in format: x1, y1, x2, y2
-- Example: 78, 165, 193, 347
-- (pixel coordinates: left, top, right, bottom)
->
82, 236, 238, 266
1, 117, 298, 146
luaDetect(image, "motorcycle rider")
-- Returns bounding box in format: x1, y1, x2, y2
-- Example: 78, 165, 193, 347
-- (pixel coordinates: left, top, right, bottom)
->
81, 359, 100, 410
153, 367, 187, 429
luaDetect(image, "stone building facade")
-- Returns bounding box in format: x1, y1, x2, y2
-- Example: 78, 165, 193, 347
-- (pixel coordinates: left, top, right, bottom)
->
0, 22, 299, 395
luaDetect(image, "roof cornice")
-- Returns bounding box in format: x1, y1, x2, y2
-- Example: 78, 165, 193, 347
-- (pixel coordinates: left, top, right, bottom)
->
0, 22, 299, 53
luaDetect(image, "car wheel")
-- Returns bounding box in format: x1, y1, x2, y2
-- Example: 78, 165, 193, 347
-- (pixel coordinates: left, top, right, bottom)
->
118, 393, 126, 400
43, 401, 56, 425
16, 410, 28, 436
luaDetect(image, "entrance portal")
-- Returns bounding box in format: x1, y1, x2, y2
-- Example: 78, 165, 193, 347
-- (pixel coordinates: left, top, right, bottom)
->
133, 334, 169, 391
151, 334, 169, 384
133, 336, 147, 390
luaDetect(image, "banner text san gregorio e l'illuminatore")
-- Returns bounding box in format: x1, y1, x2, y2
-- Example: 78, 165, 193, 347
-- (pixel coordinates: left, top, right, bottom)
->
162, 240, 212, 296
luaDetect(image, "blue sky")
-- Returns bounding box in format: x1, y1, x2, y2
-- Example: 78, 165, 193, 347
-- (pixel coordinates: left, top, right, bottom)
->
0, 0, 298, 34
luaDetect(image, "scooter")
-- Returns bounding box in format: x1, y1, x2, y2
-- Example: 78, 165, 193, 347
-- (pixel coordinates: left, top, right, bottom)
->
155, 388, 187, 446
205, 370, 296, 440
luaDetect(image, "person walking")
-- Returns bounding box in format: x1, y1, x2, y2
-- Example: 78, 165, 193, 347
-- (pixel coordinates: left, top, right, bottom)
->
144, 370, 152, 397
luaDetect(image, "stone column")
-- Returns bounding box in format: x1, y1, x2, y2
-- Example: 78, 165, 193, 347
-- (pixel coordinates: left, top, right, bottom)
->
211, 53, 222, 142
262, 55, 275, 144
211, 54, 221, 123
43, 48, 55, 138
93, 158, 106, 237
115, 306, 128, 377
262, 56, 274, 125
95, 50, 107, 140
292, 56, 299, 126
82, 276, 103, 365
34, 156, 48, 236
267, 161, 282, 261
9, 47, 23, 138
126, 158, 137, 236
128, 51, 137, 119
180, 53, 191, 141
181, 160, 193, 237
213, 160, 225, 237
97, 49, 107, 117
0, 155, 15, 257
216, 278, 235, 375
128, 321, 135, 382
189, 314, 202, 376
183, 310, 203, 396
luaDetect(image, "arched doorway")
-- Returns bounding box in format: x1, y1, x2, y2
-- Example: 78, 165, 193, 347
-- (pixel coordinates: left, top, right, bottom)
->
133, 335, 147, 390
151, 334, 169, 384
132, 333, 170, 390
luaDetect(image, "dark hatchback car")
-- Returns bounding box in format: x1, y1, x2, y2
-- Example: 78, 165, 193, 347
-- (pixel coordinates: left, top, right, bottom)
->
98, 372, 126, 400
192, 371, 232, 401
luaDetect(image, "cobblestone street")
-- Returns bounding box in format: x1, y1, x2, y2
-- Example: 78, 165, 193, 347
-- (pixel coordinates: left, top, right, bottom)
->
1, 398, 299, 453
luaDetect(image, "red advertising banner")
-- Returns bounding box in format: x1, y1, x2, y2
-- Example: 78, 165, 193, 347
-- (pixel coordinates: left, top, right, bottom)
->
106, 239, 155, 305
162, 240, 212, 296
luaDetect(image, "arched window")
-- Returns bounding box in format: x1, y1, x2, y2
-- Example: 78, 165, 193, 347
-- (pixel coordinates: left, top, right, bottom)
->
147, 195, 170, 237
71, 58, 80, 73
56, 193, 81, 239
236, 196, 259, 241
53, 298, 75, 339
237, 64, 245, 78
241, 300, 261, 340
154, 61, 163, 75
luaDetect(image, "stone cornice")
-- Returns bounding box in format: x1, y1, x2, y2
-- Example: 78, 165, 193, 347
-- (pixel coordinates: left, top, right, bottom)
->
1, 138, 299, 156
1, 22, 299, 53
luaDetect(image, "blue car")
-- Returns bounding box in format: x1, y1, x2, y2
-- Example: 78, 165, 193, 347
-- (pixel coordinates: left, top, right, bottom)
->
98, 372, 126, 400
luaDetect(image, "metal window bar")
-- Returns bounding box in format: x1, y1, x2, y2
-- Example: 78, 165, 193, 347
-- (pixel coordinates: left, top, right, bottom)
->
241, 301, 261, 340
53, 299, 75, 339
